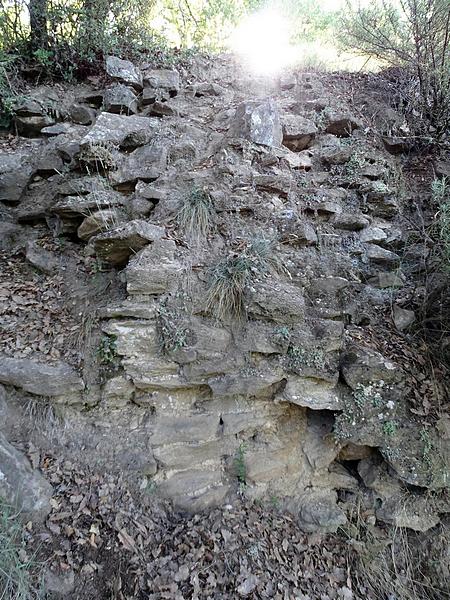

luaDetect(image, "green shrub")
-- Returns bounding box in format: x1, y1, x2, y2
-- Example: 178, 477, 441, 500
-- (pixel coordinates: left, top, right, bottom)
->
338, 0, 450, 139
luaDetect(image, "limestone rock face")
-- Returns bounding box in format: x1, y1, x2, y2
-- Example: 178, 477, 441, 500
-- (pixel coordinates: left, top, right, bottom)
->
230, 100, 283, 147
0, 432, 53, 522
0, 56, 440, 534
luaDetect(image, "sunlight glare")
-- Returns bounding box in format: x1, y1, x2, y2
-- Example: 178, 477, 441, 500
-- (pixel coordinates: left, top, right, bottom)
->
230, 8, 295, 76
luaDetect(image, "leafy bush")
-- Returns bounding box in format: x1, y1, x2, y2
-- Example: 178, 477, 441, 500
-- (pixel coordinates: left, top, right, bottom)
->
338, 0, 450, 139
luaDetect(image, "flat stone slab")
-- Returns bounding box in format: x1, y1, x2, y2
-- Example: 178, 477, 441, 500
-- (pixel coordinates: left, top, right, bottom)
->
92, 220, 165, 266
0, 355, 84, 396
80, 113, 159, 149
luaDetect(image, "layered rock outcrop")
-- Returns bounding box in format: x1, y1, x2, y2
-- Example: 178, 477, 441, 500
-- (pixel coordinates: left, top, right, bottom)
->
0, 55, 448, 532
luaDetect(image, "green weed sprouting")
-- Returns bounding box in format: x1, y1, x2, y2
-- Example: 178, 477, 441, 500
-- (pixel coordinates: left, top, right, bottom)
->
97, 334, 118, 364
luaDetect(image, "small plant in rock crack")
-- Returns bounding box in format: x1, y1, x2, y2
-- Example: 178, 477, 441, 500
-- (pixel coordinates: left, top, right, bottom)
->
205, 238, 286, 320
234, 442, 248, 491
156, 302, 190, 354
97, 334, 118, 364
176, 186, 214, 241
79, 141, 118, 172
382, 420, 398, 436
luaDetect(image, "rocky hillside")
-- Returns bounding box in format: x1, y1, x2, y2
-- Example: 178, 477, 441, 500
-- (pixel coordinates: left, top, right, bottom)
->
0, 54, 449, 596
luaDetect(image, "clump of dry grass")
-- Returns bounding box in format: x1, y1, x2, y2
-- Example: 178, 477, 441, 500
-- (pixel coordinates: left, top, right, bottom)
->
0, 502, 43, 600
176, 187, 214, 241
205, 237, 287, 320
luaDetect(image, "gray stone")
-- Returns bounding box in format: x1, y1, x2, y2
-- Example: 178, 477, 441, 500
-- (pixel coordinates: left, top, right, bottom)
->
377, 494, 440, 531
148, 100, 178, 117
92, 220, 165, 266
332, 212, 369, 231
126, 240, 182, 294
279, 377, 342, 410
105, 55, 142, 89
382, 136, 411, 155
368, 272, 405, 288
324, 111, 360, 136
25, 241, 60, 274
254, 173, 293, 198
53, 189, 123, 218
70, 103, 96, 125
193, 82, 224, 96
249, 281, 305, 323
341, 345, 399, 389
0, 222, 28, 250
15, 114, 55, 136
360, 226, 388, 244
0, 355, 84, 396
320, 143, 353, 165
0, 153, 33, 203
295, 490, 347, 532
208, 367, 283, 398
80, 113, 158, 149
392, 305, 415, 331
41, 123, 75, 136
230, 100, 282, 147
279, 220, 317, 246
0, 432, 53, 522
77, 208, 124, 241
282, 115, 317, 151
142, 68, 180, 95
102, 375, 134, 407
103, 84, 138, 115
110, 142, 168, 188
366, 244, 400, 266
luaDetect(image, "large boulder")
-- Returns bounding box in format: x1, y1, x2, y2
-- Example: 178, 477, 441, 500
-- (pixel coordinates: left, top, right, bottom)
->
230, 100, 282, 147
105, 55, 142, 90
92, 220, 165, 266
0, 432, 53, 522
0, 356, 84, 397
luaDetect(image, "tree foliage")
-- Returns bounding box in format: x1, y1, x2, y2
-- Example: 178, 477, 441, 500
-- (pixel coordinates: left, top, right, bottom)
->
339, 0, 450, 138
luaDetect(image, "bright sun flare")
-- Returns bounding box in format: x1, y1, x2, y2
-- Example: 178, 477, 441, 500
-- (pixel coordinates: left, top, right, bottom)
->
230, 8, 296, 76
